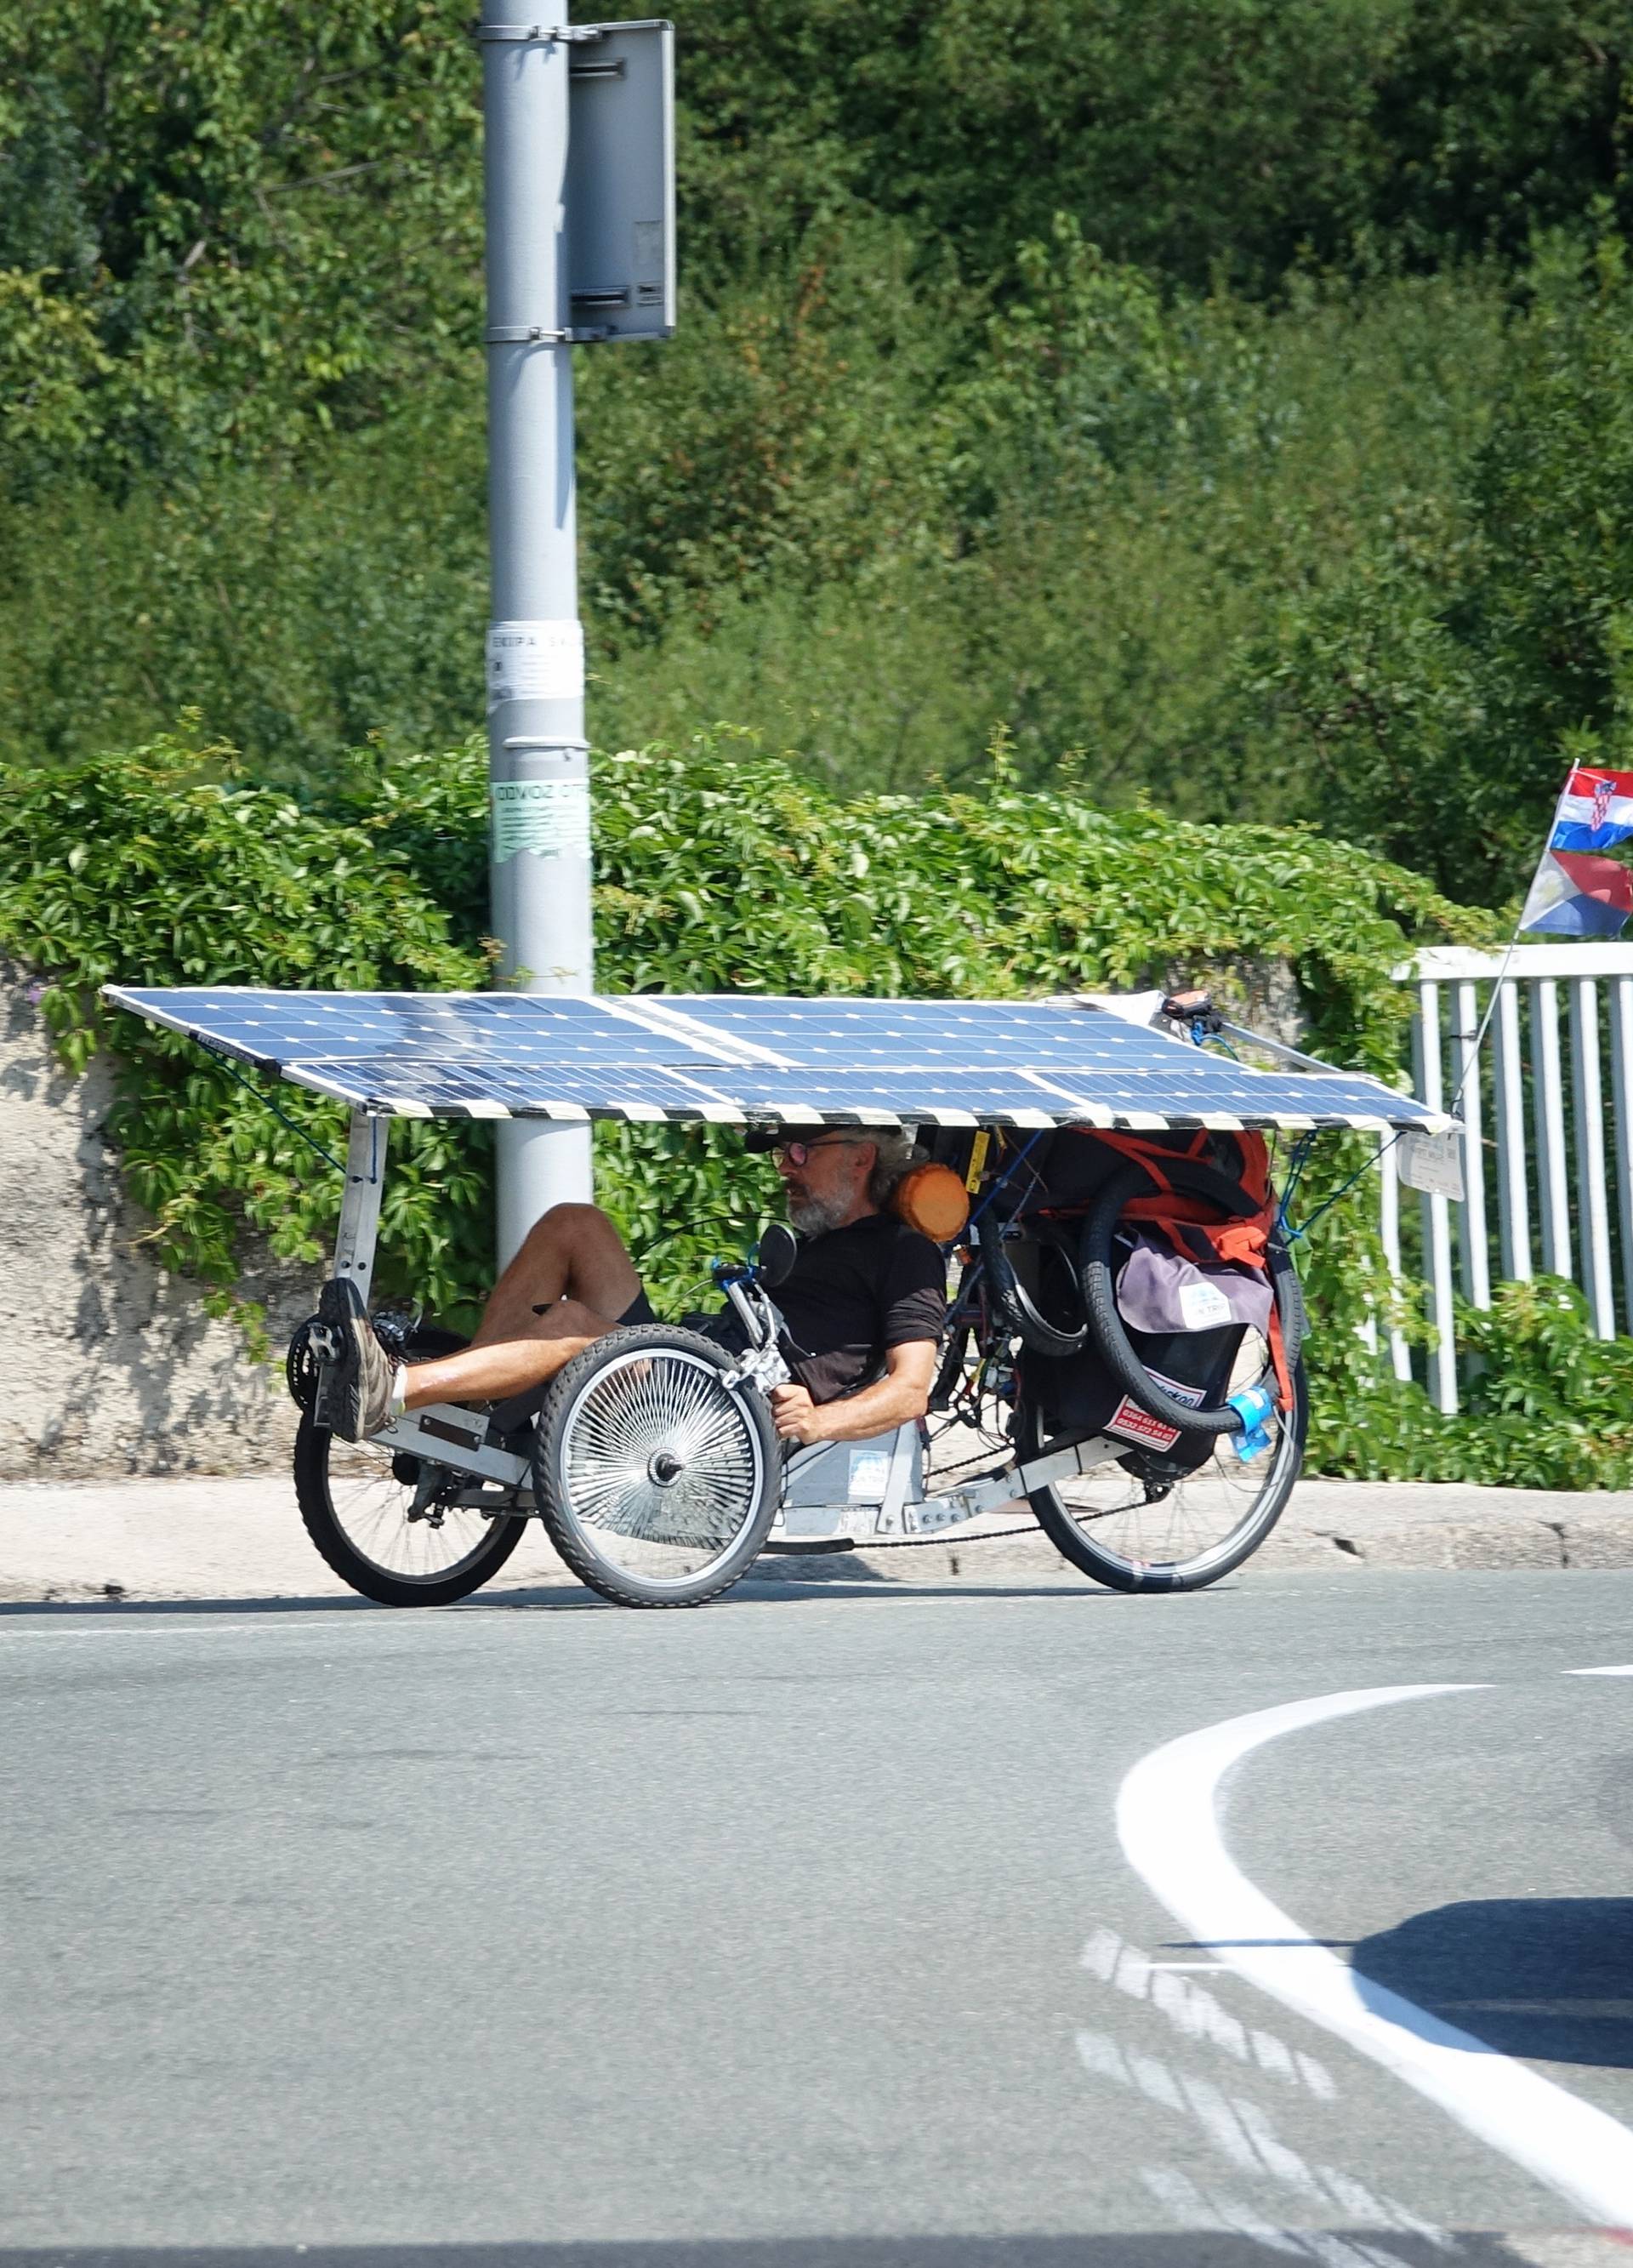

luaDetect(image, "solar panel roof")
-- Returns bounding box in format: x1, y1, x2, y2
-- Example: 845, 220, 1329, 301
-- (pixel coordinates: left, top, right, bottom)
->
101, 985, 1453, 1134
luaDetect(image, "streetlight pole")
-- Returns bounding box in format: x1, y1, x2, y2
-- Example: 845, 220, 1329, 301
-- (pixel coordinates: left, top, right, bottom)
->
481, 0, 594, 1266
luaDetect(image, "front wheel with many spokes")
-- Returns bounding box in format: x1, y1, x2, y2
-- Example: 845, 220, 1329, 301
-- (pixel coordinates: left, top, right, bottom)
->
533, 1326, 779, 1608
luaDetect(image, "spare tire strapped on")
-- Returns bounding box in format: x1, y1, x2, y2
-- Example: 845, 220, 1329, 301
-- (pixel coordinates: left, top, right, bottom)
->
1078, 1158, 1301, 1440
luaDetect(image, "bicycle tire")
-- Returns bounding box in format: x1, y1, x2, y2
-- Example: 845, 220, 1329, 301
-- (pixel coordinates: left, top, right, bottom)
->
1019, 1357, 1308, 1592
930, 1311, 974, 1411
293, 1415, 527, 1607
533, 1325, 779, 1608
1079, 1163, 1299, 1439
976, 1210, 1088, 1359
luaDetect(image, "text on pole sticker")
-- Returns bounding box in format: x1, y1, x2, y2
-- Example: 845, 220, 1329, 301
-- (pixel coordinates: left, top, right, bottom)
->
491, 778, 591, 864
486, 620, 585, 708
1396, 1125, 1465, 1200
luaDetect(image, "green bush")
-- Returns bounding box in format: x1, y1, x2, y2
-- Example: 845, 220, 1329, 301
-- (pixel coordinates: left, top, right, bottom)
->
1311, 1279, 1633, 1490
0, 723, 494, 1334
8, 721, 1630, 1489
2, 718, 1529, 1441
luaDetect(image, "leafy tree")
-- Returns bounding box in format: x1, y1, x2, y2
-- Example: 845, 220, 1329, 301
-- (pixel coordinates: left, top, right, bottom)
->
0, 0, 482, 477
665, 0, 1628, 290
1249, 231, 1633, 901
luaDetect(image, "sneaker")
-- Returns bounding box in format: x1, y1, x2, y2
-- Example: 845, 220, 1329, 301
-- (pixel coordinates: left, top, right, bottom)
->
317, 1278, 400, 1442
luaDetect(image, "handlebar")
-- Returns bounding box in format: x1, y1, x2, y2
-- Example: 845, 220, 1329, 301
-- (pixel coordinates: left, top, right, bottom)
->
711, 1256, 785, 1359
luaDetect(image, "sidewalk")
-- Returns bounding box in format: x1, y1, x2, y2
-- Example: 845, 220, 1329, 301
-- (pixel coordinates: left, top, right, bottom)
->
5, 1471, 1633, 1604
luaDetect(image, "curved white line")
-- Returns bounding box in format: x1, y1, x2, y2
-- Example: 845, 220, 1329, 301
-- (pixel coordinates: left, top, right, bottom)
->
1116, 1683, 1633, 2226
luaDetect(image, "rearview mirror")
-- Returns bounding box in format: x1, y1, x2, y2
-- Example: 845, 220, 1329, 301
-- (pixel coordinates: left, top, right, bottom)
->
756, 1221, 799, 1289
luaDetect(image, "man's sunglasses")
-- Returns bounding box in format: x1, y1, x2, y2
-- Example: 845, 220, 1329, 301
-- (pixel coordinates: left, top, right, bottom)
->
771, 1136, 865, 1167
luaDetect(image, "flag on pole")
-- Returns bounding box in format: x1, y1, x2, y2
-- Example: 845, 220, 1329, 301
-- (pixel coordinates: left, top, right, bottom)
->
1519, 764, 1633, 937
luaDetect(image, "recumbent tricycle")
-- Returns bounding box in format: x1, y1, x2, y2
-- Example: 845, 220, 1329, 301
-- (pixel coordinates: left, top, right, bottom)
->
102, 979, 1454, 1610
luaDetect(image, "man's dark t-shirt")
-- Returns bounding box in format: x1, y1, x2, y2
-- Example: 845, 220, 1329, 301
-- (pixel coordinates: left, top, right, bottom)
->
682, 1212, 945, 1404
772, 1213, 946, 1403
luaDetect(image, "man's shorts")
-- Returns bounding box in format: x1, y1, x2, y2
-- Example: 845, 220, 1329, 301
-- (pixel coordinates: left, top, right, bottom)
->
490, 1286, 659, 1436
624, 1288, 748, 1360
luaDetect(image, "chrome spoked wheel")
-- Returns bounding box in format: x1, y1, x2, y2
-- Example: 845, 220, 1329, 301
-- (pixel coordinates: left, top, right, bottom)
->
1021, 1331, 1307, 1593
534, 1326, 779, 1607
293, 1418, 527, 1607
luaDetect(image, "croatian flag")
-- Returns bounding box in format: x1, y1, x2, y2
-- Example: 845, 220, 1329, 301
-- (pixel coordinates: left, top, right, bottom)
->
1519, 765, 1633, 937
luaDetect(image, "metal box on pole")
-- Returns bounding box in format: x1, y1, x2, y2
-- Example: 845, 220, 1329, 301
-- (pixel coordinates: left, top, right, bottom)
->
566, 21, 675, 344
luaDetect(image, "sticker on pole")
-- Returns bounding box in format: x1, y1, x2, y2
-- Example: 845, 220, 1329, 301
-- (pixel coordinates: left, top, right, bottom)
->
492, 778, 591, 863
486, 620, 584, 707
1397, 1125, 1465, 1200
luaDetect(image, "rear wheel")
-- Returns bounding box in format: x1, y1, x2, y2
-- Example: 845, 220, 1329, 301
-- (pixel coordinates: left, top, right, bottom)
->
533, 1325, 779, 1608
1019, 1342, 1308, 1593
294, 1417, 527, 1607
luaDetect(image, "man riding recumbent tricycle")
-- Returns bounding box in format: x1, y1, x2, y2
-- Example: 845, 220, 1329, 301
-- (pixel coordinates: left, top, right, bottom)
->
101, 980, 1457, 1610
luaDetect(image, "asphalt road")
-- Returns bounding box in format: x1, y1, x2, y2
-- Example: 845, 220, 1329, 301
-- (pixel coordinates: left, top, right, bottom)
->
4, 1566, 1633, 2267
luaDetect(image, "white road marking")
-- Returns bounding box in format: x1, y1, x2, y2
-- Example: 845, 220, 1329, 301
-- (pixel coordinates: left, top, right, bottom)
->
1083, 1924, 1337, 2095
1140, 2166, 1310, 2258
1116, 1682, 1633, 2227
1077, 2028, 1452, 2249
0, 1622, 316, 1643
0, 1607, 552, 1644
1566, 1666, 1633, 1677
0, 1620, 427, 1648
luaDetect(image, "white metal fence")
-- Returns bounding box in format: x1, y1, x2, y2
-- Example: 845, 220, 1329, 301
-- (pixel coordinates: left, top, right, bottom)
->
1383, 943, 1633, 1409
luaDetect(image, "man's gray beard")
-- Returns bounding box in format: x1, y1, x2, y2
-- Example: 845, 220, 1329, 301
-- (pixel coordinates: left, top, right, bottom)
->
788, 1191, 850, 1236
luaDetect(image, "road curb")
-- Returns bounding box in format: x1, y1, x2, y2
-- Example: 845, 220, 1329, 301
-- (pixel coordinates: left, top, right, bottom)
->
4, 1473, 1633, 1604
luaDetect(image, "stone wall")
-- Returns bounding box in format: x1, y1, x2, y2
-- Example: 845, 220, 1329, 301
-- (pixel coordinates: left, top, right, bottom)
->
1, 972, 318, 1477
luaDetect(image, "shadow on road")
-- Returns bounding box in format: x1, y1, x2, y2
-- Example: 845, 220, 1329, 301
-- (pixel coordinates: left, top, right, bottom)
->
0, 1579, 1119, 1620
1352, 1896, 1633, 2068
0, 2238, 1553, 2267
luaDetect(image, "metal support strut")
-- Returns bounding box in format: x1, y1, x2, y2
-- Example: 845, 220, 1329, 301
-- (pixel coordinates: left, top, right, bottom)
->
333, 1112, 390, 1303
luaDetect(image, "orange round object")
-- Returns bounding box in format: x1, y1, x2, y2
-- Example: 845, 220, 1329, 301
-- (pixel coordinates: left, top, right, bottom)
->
891, 1160, 970, 1242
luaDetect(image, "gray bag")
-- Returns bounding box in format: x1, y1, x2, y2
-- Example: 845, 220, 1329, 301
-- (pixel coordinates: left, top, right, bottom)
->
1115, 1231, 1273, 1338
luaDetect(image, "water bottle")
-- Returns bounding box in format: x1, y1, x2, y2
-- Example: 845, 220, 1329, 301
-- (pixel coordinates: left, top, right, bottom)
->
1226, 1382, 1275, 1463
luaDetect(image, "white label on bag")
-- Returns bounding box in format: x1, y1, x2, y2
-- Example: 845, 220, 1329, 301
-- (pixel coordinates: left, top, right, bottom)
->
1179, 1278, 1234, 1331
1106, 1399, 1182, 1450
486, 619, 584, 707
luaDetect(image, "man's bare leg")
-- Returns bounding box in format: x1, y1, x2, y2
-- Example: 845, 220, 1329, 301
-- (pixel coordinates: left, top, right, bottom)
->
469, 1202, 642, 1346
395, 1205, 645, 1414
400, 1298, 611, 1410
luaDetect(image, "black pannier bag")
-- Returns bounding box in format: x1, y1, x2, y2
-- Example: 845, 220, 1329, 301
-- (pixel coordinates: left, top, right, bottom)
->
1010, 1237, 1243, 1475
